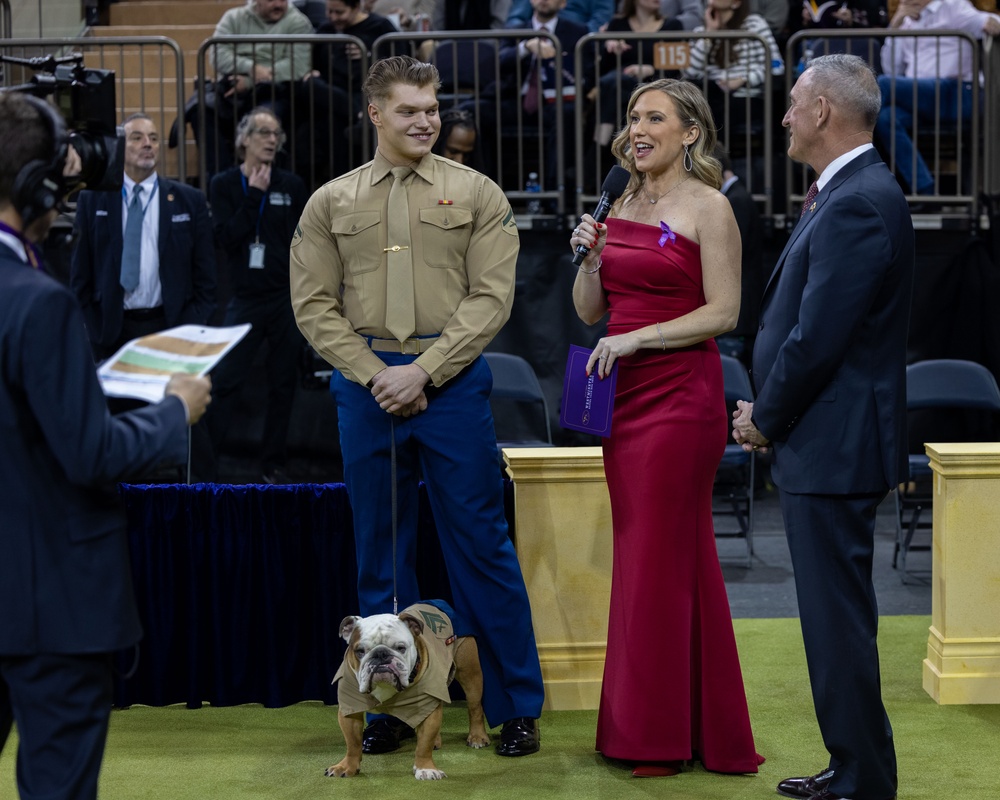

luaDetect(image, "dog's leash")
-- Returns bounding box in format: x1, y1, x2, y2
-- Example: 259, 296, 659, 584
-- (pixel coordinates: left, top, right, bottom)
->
390, 415, 399, 615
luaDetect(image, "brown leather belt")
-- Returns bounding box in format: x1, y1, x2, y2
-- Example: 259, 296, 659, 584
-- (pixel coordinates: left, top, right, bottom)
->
367, 335, 440, 355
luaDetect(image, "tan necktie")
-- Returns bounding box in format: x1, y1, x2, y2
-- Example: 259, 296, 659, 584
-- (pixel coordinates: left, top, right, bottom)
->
384, 166, 415, 342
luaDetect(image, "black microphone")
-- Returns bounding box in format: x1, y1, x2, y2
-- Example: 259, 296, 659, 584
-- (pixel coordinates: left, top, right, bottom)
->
572, 165, 631, 266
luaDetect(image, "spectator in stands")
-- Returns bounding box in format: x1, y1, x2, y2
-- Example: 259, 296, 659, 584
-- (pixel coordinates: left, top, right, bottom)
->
71, 113, 216, 362
797, 0, 886, 63
594, 0, 686, 147
506, 0, 615, 31
683, 0, 783, 137
313, 0, 398, 116
294, 0, 329, 27
875, 0, 999, 197
475, 0, 592, 193
749, 0, 788, 40
201, 107, 309, 484
432, 106, 486, 170
200, 0, 314, 179
660, 0, 707, 31
429, 0, 512, 30
366, 0, 436, 30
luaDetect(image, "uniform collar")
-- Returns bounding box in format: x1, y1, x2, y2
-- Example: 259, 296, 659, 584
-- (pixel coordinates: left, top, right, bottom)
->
370, 150, 437, 186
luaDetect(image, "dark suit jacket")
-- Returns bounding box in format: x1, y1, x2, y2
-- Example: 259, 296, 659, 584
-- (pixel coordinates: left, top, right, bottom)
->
751, 149, 914, 495
71, 177, 216, 350
1, 242, 189, 655
723, 176, 764, 339
496, 17, 594, 100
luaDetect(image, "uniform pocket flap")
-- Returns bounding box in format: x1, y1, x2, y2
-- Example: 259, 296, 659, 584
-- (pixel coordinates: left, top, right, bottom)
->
331, 211, 381, 236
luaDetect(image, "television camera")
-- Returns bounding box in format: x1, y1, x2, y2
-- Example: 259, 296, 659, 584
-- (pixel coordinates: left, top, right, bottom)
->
0, 51, 124, 195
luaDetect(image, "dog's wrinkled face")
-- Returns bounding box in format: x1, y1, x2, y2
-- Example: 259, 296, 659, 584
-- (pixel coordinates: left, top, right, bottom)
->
341, 614, 421, 698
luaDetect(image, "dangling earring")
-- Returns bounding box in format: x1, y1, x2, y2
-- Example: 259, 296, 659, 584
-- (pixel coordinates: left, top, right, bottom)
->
683, 143, 693, 172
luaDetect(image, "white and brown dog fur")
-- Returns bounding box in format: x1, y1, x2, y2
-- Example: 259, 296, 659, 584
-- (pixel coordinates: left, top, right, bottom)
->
326, 606, 489, 779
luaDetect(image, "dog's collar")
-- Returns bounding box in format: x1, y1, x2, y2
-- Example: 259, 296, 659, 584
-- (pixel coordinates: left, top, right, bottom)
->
408, 653, 421, 683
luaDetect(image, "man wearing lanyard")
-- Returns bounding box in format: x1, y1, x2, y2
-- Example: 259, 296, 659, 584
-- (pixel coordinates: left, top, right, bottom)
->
202, 106, 308, 483
71, 113, 216, 362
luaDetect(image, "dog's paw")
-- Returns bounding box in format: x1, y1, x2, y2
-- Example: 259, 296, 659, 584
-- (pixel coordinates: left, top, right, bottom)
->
325, 761, 360, 778
413, 766, 447, 780
467, 731, 490, 749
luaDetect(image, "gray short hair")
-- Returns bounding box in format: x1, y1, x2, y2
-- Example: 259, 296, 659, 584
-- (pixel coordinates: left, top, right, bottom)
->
806, 54, 881, 130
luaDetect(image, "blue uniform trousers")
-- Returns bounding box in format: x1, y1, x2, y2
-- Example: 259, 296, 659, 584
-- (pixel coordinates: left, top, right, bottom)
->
332, 352, 544, 727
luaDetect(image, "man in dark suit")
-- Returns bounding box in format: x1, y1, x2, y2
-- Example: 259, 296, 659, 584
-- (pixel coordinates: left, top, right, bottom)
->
716, 147, 764, 366
0, 91, 212, 800
733, 54, 912, 800
71, 113, 216, 362
472, 0, 592, 192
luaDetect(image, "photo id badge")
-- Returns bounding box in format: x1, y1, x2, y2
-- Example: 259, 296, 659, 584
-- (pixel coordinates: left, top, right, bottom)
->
249, 242, 266, 269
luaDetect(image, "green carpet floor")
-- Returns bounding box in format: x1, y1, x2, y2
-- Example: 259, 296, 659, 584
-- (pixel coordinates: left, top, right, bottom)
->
3, 616, 998, 799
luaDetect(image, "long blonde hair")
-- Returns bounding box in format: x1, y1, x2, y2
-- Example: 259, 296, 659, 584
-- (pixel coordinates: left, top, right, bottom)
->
610, 79, 722, 204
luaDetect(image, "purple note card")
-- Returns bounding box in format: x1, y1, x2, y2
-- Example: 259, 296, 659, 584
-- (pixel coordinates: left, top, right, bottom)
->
559, 345, 618, 437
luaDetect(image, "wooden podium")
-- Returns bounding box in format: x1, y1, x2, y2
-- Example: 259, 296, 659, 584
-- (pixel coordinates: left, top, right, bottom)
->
922, 443, 1000, 704
503, 447, 612, 711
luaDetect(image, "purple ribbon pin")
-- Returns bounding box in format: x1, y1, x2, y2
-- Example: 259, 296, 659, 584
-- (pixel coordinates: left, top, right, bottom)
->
658, 220, 676, 248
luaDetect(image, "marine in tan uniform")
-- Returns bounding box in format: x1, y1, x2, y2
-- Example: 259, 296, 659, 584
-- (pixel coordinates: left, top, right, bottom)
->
289, 55, 543, 758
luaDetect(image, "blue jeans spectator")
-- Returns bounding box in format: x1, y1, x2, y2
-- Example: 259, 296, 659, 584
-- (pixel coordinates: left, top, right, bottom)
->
875, 76, 974, 195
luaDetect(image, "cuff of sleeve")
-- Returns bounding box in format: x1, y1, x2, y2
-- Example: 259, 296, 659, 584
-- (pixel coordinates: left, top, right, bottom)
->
173, 393, 191, 424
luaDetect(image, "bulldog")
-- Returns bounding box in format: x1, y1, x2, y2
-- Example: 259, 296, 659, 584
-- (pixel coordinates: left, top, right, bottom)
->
326, 602, 489, 780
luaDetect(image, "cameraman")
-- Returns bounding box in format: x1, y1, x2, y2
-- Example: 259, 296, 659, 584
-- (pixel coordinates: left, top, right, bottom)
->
0, 92, 211, 799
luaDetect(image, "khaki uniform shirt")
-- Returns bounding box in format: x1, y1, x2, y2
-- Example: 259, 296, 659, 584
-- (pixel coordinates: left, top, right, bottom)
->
333, 603, 459, 727
290, 151, 519, 388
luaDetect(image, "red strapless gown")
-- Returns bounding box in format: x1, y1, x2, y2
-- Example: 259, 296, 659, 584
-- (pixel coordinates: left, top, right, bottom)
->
594, 218, 761, 773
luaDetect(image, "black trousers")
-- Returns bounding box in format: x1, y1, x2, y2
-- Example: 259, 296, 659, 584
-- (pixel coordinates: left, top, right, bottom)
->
1, 653, 113, 800
779, 489, 898, 800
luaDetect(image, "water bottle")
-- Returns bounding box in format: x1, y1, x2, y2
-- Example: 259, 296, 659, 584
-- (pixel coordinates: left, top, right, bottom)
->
797, 47, 815, 77
525, 172, 542, 214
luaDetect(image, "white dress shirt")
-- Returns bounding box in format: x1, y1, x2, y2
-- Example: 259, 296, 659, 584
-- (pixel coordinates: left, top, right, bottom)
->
881, 0, 1000, 81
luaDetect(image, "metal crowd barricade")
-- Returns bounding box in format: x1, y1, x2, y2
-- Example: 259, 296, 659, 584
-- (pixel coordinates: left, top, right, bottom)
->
373, 29, 570, 223
196, 34, 370, 194
984, 36, 998, 201
1, 0, 11, 40
0, 36, 187, 182
575, 30, 778, 221
785, 29, 985, 227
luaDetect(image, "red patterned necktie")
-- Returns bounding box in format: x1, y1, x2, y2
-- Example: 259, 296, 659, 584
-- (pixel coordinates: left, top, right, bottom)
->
523, 57, 539, 114
800, 181, 819, 218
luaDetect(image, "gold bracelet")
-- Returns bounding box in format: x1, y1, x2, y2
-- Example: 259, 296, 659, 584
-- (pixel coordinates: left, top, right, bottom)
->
578, 259, 602, 274
656, 322, 666, 350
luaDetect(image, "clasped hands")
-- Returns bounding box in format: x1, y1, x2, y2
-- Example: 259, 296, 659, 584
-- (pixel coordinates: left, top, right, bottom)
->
371, 363, 430, 418
731, 399, 770, 453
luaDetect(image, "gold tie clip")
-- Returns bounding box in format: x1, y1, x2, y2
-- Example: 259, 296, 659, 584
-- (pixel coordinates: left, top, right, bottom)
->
384, 245, 410, 252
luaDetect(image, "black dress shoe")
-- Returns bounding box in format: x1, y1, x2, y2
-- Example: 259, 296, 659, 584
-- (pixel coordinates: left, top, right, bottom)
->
361, 718, 415, 754
777, 768, 835, 799
495, 716, 540, 757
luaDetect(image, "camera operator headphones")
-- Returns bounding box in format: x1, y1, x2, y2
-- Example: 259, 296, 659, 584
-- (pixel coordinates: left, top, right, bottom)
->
11, 94, 70, 228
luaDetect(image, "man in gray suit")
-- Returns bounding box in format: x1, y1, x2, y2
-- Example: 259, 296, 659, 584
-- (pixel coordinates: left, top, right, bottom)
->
733, 54, 912, 800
